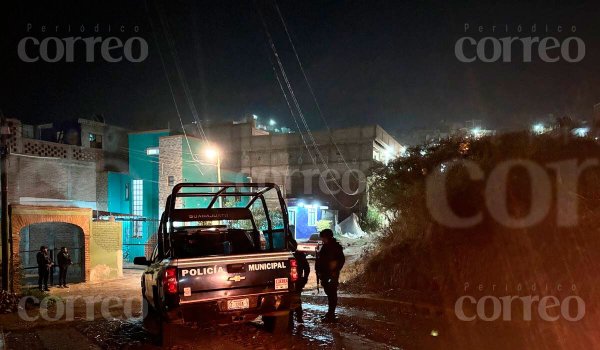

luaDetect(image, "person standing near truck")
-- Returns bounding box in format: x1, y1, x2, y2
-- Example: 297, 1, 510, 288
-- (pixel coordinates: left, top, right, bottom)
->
289, 239, 310, 324
315, 229, 345, 322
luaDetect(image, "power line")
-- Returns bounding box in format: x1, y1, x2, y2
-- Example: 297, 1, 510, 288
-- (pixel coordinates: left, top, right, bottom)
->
144, 0, 204, 175
154, 0, 209, 144
273, 0, 358, 182
255, 2, 359, 208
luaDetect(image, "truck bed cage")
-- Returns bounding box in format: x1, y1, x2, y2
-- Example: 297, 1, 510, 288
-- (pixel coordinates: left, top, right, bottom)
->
158, 183, 290, 259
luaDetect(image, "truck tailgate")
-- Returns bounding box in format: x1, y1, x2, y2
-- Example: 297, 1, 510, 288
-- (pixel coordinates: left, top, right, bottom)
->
175, 251, 293, 303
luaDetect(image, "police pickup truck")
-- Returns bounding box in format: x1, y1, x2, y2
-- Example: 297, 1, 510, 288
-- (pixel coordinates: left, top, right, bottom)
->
134, 183, 298, 343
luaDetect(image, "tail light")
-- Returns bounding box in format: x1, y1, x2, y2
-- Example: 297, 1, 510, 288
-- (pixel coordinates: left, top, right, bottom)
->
290, 259, 299, 282
163, 267, 178, 294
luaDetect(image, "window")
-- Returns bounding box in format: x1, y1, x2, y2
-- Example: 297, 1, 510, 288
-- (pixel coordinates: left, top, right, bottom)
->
307, 207, 317, 226
89, 133, 103, 149
146, 147, 159, 156
132, 180, 143, 237
171, 229, 258, 257
288, 209, 296, 226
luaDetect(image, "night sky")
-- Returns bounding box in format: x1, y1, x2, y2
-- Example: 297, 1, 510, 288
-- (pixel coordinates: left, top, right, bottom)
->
2, 0, 600, 139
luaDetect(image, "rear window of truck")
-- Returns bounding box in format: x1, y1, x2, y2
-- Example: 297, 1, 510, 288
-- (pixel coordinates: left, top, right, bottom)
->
170, 228, 286, 258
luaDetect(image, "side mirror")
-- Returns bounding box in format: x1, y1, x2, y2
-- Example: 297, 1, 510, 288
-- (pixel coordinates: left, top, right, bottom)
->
133, 256, 151, 266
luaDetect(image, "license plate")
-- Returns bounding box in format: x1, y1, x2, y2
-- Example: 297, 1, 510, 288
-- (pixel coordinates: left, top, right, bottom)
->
297, 245, 313, 251
275, 278, 288, 290
227, 298, 250, 310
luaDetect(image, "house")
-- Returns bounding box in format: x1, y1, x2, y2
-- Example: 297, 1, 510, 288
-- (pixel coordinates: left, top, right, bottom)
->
182, 117, 404, 220
104, 130, 251, 262
287, 198, 338, 240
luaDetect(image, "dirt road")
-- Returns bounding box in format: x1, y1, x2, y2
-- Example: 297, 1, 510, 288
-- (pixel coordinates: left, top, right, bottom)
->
0, 270, 443, 350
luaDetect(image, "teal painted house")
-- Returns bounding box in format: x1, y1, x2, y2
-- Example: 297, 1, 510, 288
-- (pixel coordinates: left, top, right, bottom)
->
106, 130, 251, 262
106, 172, 131, 215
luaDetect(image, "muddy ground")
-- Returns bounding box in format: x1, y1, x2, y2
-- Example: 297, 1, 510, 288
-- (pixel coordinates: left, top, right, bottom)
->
0, 264, 444, 350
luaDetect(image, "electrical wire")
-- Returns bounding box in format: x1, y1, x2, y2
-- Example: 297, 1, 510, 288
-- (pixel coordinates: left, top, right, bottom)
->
273, 0, 358, 182
255, 2, 359, 208
155, 0, 209, 144
144, 0, 202, 173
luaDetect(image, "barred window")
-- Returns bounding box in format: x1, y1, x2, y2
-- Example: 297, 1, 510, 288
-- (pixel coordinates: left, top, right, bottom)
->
132, 180, 144, 237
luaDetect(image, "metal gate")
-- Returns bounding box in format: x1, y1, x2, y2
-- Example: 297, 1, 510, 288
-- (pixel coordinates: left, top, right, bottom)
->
19, 222, 85, 288
117, 218, 159, 269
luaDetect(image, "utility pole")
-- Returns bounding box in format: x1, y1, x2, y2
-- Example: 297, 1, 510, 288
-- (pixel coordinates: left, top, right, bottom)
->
0, 112, 9, 291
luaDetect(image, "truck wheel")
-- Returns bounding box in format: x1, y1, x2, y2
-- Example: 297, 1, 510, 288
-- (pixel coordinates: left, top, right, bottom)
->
142, 298, 162, 343
263, 312, 291, 334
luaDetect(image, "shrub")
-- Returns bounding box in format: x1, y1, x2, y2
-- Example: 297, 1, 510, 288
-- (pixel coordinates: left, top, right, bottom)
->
359, 205, 383, 233
360, 132, 600, 297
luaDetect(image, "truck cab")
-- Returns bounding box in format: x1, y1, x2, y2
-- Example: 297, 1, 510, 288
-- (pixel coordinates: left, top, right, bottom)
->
134, 183, 298, 341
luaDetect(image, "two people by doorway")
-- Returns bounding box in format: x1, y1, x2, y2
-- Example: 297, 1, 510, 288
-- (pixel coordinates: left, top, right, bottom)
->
36, 246, 72, 291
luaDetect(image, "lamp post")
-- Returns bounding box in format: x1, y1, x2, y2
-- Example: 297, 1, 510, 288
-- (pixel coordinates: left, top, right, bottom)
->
205, 147, 222, 208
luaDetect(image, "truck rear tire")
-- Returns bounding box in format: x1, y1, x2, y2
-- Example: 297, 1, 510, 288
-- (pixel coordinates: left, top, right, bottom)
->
263, 312, 292, 333
143, 298, 183, 346
142, 298, 162, 343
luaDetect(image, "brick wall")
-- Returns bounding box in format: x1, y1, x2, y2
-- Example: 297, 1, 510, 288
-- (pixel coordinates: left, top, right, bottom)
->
7, 154, 98, 204
95, 171, 108, 211
9, 206, 92, 293
158, 136, 183, 214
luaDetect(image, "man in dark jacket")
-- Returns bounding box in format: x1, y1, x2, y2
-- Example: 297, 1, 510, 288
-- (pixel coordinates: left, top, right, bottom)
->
289, 239, 310, 324
316, 229, 345, 322
57, 247, 72, 288
36, 246, 52, 291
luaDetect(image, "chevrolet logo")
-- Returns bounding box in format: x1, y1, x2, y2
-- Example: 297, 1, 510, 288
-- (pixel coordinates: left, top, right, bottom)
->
228, 275, 246, 282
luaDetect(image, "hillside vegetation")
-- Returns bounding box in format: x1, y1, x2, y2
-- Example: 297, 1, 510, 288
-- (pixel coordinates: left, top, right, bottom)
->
356, 133, 600, 348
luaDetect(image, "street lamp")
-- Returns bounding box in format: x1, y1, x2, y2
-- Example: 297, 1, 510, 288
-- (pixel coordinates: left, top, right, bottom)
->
204, 146, 222, 207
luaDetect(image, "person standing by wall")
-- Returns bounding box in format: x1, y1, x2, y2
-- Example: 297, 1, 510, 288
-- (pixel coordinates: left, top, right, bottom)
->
57, 247, 72, 288
36, 246, 52, 291
315, 229, 345, 322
